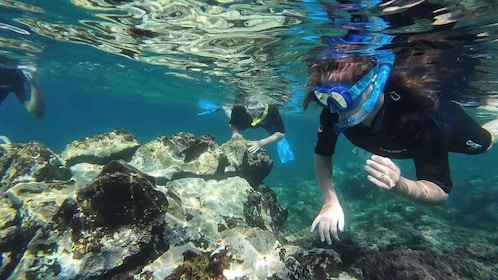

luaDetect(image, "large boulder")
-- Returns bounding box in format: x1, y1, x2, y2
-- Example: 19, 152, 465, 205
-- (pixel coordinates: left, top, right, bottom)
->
220, 138, 273, 187
129, 133, 273, 186
352, 248, 498, 280
8, 160, 169, 280
1, 142, 71, 192
129, 133, 227, 183
61, 129, 140, 167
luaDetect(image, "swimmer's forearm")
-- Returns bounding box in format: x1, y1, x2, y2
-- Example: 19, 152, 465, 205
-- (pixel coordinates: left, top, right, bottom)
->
393, 177, 448, 205
259, 132, 284, 146
314, 154, 340, 204
230, 124, 240, 134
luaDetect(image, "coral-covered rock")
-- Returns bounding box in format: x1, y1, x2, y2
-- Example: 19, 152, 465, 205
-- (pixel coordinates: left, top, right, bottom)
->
1, 142, 71, 192
8, 160, 169, 280
130, 133, 228, 183
245, 184, 288, 232
0, 195, 37, 280
161, 177, 253, 249
0, 143, 16, 181
221, 138, 273, 187
352, 248, 498, 280
61, 129, 140, 166
61, 160, 166, 228
130, 134, 273, 186
6, 181, 76, 226
139, 227, 289, 280
68, 162, 103, 187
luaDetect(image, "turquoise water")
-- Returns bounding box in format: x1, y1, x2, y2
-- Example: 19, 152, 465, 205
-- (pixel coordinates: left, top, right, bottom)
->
3, 0, 498, 278
2, 0, 498, 228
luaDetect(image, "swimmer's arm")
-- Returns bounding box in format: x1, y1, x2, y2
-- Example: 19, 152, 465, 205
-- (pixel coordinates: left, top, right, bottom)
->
21, 82, 45, 119
315, 154, 339, 203
15, 70, 45, 118
258, 131, 284, 146
229, 124, 243, 139
393, 177, 448, 205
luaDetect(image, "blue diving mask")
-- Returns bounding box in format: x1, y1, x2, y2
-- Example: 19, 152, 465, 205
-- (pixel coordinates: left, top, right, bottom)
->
312, 51, 395, 133
312, 62, 379, 113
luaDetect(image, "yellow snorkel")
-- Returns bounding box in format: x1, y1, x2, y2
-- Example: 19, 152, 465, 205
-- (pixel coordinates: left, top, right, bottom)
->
251, 104, 269, 126
245, 100, 269, 127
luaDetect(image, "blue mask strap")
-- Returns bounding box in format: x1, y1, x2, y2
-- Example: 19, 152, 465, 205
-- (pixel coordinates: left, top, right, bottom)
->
347, 64, 379, 101
360, 52, 395, 112
350, 51, 395, 102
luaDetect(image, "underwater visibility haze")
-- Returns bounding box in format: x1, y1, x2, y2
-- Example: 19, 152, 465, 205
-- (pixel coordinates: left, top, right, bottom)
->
2, 0, 498, 279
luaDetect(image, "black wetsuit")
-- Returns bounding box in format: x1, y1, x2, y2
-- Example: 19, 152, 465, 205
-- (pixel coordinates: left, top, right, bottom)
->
229, 105, 285, 134
315, 86, 492, 194
0, 66, 30, 104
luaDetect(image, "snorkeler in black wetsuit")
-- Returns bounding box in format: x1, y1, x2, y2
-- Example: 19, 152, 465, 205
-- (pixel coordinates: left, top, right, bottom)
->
305, 52, 498, 245
228, 100, 285, 153
300, 0, 498, 246
315, 82, 492, 194
0, 63, 45, 119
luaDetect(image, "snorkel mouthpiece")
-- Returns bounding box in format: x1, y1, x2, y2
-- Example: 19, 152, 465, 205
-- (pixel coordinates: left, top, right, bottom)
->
245, 102, 269, 126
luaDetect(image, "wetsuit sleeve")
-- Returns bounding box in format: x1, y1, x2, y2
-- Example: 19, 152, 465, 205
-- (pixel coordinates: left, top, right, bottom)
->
261, 106, 285, 134
315, 108, 340, 156
410, 117, 453, 193
229, 106, 252, 131
441, 99, 492, 154
0, 68, 27, 104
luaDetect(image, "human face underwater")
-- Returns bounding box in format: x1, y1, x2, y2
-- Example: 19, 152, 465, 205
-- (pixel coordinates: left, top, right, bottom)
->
312, 52, 395, 133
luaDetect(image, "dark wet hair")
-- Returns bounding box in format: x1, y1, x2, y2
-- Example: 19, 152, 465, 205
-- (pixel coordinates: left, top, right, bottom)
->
303, 31, 481, 111
303, 55, 376, 110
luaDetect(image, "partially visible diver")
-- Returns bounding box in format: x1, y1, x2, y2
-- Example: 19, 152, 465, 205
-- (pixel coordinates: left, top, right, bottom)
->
225, 98, 286, 154
304, 2, 498, 245
0, 58, 45, 119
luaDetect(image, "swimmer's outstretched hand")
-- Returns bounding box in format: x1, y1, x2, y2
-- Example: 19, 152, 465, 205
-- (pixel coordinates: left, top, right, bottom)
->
365, 155, 401, 190
247, 140, 263, 153
310, 201, 345, 245
231, 131, 243, 139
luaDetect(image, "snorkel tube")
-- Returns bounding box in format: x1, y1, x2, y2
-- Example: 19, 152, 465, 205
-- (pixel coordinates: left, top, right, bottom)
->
334, 50, 395, 133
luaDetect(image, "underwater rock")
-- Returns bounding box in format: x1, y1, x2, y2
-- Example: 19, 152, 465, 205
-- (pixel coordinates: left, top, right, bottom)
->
68, 162, 103, 187
8, 160, 169, 279
129, 132, 228, 182
352, 248, 498, 280
61, 128, 140, 167
281, 245, 347, 280
0, 195, 37, 280
245, 183, 288, 233
217, 227, 286, 279
138, 242, 205, 279
6, 181, 76, 226
161, 177, 253, 249
59, 159, 165, 228
139, 227, 289, 280
221, 138, 273, 187
1, 142, 71, 192
0, 143, 16, 183
129, 133, 273, 186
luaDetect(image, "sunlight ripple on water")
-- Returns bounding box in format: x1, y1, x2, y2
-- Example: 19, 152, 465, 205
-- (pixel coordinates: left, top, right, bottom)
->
1, 0, 498, 110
